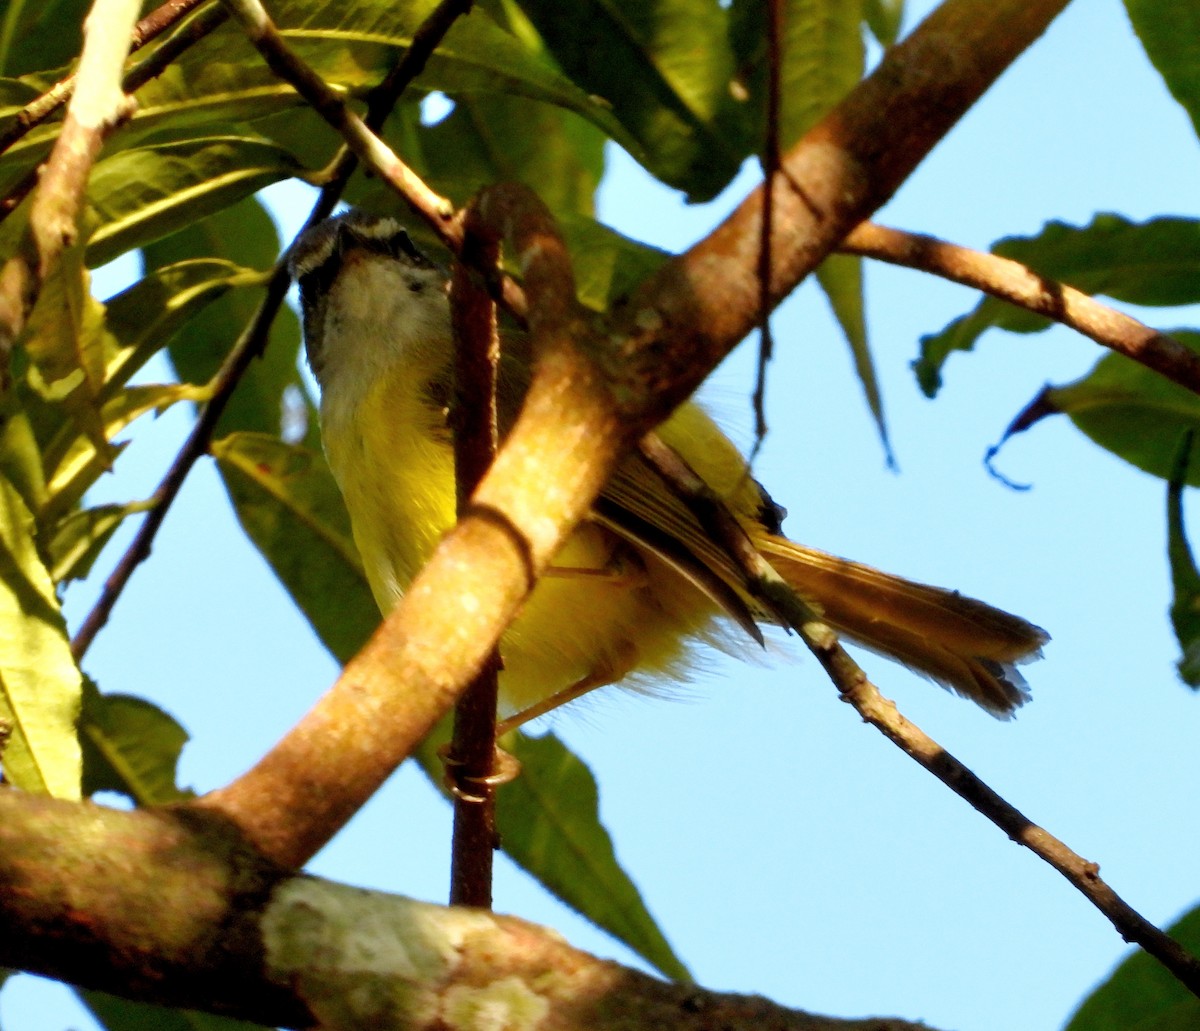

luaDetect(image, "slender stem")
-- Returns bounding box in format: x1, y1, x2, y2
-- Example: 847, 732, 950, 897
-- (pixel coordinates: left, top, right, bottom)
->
751, 0, 783, 458
447, 214, 502, 908
841, 220, 1200, 397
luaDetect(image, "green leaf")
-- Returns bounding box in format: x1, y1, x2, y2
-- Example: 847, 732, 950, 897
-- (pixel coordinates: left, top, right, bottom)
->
558, 213, 670, 310
215, 432, 689, 978
81, 990, 268, 1031
21, 241, 110, 455
1125, 0, 1200, 146
1167, 434, 1200, 685
989, 330, 1200, 486
915, 215, 1200, 396
143, 195, 310, 439
0, 0, 88, 77
45, 501, 146, 585
80, 680, 192, 805
420, 93, 605, 218
41, 383, 207, 529
0, 473, 81, 798
513, 0, 748, 201
863, 0, 904, 47
817, 254, 890, 463
211, 432, 377, 664
493, 731, 691, 982
83, 136, 304, 268
1064, 906, 1200, 1030
101, 258, 266, 399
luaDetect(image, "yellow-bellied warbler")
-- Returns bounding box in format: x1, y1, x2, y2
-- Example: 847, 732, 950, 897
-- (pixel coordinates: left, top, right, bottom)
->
290, 210, 1047, 726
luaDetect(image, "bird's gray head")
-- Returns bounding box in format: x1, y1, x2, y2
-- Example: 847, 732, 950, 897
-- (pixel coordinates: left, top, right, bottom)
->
289, 210, 448, 385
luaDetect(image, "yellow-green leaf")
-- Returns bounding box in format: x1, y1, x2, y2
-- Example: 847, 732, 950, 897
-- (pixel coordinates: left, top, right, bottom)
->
0, 473, 81, 797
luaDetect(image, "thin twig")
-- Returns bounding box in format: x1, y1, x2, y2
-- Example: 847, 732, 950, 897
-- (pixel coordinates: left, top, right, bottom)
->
70, 0, 469, 661
738, 563, 1200, 998
750, 0, 783, 460
840, 220, 1200, 397
220, 0, 455, 237
447, 209, 503, 908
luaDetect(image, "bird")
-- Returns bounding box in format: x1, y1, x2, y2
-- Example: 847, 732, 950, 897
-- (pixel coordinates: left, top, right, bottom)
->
289, 208, 1048, 729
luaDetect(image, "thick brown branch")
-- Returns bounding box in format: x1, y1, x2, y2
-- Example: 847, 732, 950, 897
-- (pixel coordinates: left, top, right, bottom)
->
607, 0, 1070, 423
0, 790, 934, 1031
840, 220, 1200, 396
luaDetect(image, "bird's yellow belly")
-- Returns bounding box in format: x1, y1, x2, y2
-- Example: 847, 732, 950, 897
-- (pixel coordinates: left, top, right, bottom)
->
323, 371, 717, 717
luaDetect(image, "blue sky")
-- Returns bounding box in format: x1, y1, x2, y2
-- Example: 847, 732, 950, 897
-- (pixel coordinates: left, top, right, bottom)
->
6, 0, 1200, 1028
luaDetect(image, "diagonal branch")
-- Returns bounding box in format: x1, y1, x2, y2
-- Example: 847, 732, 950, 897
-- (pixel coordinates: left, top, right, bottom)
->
840, 220, 1200, 396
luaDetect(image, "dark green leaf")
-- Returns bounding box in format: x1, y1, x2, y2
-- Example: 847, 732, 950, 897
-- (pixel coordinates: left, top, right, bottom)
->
558, 213, 670, 310
413, 722, 690, 982
916, 215, 1200, 396
989, 330, 1200, 486
420, 93, 605, 217
1167, 434, 1200, 685
143, 195, 310, 439
80, 680, 193, 805
1125, 0, 1200, 146
863, 0, 904, 48
211, 432, 377, 664
82, 990, 267, 1031
0, 0, 87, 77
817, 255, 890, 462
514, 0, 747, 200
1064, 906, 1200, 1030
0, 473, 81, 798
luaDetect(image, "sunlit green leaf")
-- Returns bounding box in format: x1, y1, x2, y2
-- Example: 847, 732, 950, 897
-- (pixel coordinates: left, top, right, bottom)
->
1126, 0, 1200, 146
83, 136, 305, 268
102, 258, 266, 398
1166, 434, 1200, 685
1064, 905, 1200, 1030
46, 501, 146, 585
558, 213, 669, 310
0, 473, 81, 798
21, 242, 110, 455
80, 680, 192, 806
42, 383, 207, 528
989, 330, 1200, 486
916, 215, 1200, 396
